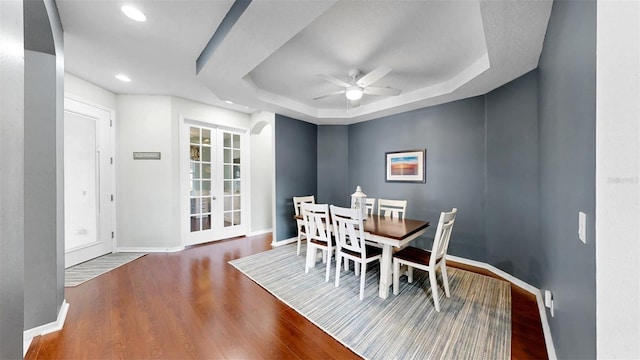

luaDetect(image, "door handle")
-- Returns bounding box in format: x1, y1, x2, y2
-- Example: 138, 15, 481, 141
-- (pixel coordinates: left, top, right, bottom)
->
212, 196, 217, 200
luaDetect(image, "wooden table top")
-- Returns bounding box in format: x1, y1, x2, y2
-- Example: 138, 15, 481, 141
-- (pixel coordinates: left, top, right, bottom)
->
295, 214, 429, 241
363, 215, 429, 240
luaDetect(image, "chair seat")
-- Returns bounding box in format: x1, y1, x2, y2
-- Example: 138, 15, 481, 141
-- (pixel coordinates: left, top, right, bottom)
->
341, 244, 383, 259
309, 237, 336, 247
394, 246, 433, 264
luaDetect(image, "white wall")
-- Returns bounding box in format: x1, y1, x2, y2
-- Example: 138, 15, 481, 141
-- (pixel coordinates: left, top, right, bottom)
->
63, 80, 271, 249
171, 97, 251, 129
596, 1, 640, 358
250, 111, 275, 233
116, 96, 177, 249
64, 73, 117, 110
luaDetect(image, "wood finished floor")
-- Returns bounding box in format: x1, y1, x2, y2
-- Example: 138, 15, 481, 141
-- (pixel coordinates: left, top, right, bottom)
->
26, 233, 547, 359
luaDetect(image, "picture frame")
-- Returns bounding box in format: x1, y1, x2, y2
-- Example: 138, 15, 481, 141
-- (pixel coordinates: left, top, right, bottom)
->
385, 149, 426, 183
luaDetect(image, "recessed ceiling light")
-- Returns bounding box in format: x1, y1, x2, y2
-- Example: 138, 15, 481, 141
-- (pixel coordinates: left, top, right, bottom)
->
121, 5, 146, 22
224, 100, 234, 104
115, 74, 132, 82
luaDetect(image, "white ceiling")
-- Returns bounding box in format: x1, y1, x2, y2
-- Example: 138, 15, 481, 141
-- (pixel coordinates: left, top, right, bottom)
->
57, 0, 553, 125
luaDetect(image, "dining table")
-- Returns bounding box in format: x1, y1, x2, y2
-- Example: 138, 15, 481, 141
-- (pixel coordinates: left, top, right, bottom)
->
296, 213, 430, 299
362, 215, 430, 298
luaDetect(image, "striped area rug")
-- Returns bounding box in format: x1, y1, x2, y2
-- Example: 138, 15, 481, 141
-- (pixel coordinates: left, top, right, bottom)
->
229, 244, 511, 359
65, 252, 147, 287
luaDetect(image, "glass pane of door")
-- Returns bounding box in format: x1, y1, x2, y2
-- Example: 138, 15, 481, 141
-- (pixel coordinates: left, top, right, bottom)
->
189, 125, 214, 233
223, 130, 241, 227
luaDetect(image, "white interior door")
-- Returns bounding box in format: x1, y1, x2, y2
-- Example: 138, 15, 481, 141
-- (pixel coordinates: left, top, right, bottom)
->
64, 98, 114, 267
182, 121, 246, 245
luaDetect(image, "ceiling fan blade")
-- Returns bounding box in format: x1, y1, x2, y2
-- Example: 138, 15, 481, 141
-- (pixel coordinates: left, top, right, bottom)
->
313, 89, 345, 100
363, 86, 402, 96
356, 65, 392, 88
317, 74, 351, 88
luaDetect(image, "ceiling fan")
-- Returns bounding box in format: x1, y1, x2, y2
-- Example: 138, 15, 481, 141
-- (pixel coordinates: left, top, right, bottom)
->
313, 66, 402, 106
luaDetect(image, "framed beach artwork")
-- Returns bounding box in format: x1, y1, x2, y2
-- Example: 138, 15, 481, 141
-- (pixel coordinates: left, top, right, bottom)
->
385, 149, 426, 183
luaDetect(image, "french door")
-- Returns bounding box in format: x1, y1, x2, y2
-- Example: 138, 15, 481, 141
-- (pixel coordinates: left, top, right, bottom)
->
182, 120, 246, 245
64, 98, 114, 267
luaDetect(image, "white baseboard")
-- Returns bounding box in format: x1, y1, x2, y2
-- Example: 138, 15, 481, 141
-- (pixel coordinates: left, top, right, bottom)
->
248, 228, 273, 236
447, 255, 557, 360
24, 299, 69, 356
271, 237, 297, 247
116, 246, 185, 253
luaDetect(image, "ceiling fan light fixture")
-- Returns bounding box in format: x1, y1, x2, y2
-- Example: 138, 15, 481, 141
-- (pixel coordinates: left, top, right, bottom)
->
346, 86, 363, 101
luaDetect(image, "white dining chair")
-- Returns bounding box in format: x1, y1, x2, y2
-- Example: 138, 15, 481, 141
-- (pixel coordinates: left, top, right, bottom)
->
392, 208, 457, 312
365, 198, 376, 215
330, 205, 383, 300
302, 202, 333, 282
378, 198, 407, 219
293, 195, 315, 255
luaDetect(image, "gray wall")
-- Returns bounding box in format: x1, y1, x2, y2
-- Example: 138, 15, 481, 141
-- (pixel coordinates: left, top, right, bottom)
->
485, 70, 541, 285
317, 125, 350, 207
23, 0, 66, 332
24, 50, 59, 328
0, 1, 25, 357
274, 114, 317, 241
270, 3, 598, 357
348, 99, 487, 259
538, 0, 597, 358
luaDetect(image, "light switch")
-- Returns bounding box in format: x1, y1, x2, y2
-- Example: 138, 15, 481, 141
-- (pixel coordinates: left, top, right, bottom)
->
578, 211, 587, 244
544, 290, 553, 307
544, 290, 555, 317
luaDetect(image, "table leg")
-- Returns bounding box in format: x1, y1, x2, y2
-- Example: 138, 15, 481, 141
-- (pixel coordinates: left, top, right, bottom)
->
305, 246, 316, 270
378, 244, 393, 299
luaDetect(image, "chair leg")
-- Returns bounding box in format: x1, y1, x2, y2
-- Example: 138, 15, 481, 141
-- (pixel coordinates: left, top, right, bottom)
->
334, 253, 342, 287
359, 262, 367, 300
407, 266, 414, 283
344, 259, 349, 271
297, 232, 302, 256
429, 270, 441, 312
441, 263, 451, 297
393, 259, 400, 295
354, 260, 360, 276
322, 249, 327, 263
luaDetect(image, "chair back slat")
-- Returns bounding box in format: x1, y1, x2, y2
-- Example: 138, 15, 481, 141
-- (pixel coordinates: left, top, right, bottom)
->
293, 195, 315, 216
330, 205, 366, 258
430, 208, 457, 265
301, 202, 330, 245
378, 198, 407, 219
